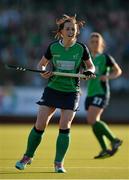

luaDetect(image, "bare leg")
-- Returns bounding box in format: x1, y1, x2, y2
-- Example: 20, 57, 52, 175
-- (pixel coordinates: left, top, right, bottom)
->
35, 105, 56, 130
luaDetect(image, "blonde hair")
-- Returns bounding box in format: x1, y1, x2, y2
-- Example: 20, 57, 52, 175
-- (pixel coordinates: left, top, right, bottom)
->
55, 14, 85, 39
90, 32, 106, 51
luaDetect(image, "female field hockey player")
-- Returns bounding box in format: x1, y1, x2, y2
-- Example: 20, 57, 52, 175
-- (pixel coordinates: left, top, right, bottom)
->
15, 14, 95, 173
85, 32, 122, 159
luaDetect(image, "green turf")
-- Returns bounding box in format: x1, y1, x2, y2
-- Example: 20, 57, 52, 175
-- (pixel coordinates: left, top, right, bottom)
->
0, 124, 129, 179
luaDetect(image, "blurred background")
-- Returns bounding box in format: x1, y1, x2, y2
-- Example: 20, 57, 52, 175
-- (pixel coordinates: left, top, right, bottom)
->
0, 0, 129, 123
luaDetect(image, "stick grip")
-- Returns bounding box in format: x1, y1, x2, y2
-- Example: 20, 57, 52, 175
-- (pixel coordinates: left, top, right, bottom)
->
53, 72, 86, 78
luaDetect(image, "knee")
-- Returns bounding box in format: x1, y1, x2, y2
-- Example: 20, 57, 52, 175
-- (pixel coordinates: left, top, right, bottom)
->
59, 120, 72, 129
87, 116, 96, 125
35, 119, 48, 131
35, 123, 46, 131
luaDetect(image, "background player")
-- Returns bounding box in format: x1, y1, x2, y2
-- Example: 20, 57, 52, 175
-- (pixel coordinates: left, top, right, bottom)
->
85, 32, 123, 159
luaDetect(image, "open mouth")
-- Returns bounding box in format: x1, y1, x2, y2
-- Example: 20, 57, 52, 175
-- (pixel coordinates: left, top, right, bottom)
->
68, 34, 74, 37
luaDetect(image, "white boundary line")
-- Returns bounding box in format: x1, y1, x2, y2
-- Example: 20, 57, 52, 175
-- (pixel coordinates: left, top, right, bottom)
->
1, 167, 128, 180
0, 166, 129, 169
1, 179, 129, 180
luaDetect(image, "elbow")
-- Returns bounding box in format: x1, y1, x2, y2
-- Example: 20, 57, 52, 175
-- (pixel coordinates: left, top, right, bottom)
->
93, 65, 96, 73
120, 70, 122, 76
90, 64, 95, 73
116, 68, 122, 77
118, 68, 122, 76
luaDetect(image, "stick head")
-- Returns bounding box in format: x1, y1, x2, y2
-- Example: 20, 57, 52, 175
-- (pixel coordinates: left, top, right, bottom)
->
5, 64, 16, 69
5, 64, 26, 72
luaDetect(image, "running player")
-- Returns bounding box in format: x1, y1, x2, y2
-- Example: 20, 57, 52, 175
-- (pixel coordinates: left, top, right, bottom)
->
15, 14, 95, 172
85, 32, 123, 159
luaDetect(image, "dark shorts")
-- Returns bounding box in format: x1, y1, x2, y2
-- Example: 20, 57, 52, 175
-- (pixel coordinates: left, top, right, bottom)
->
37, 87, 80, 111
85, 94, 109, 110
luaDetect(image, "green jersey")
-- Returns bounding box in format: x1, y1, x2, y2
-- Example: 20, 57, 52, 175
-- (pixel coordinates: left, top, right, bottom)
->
44, 40, 91, 92
87, 53, 115, 97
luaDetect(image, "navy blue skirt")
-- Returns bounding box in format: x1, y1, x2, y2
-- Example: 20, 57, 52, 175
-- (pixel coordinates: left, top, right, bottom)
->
37, 87, 80, 111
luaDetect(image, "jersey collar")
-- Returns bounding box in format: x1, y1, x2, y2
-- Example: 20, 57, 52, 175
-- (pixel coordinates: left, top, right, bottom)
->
91, 53, 101, 59
59, 40, 76, 48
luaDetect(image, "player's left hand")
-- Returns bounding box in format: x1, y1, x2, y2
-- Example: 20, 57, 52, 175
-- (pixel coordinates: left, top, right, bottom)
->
83, 70, 96, 80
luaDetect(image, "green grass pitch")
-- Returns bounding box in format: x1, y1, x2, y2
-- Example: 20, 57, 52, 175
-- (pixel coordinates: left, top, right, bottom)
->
0, 124, 129, 179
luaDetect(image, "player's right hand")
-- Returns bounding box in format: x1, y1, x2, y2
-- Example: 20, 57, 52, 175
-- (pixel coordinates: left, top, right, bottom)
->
40, 71, 53, 79
83, 70, 96, 80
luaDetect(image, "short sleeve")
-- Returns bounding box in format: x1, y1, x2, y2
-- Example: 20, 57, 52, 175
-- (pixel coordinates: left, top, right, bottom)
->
81, 44, 91, 61
44, 44, 52, 60
105, 54, 116, 67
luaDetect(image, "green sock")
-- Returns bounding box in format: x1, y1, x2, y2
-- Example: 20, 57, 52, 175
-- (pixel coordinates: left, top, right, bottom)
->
92, 121, 116, 150
55, 129, 70, 163
98, 121, 116, 141
25, 127, 44, 157
92, 122, 107, 150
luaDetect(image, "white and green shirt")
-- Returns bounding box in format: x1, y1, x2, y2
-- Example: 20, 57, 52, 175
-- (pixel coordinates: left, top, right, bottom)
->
87, 53, 115, 97
44, 40, 91, 92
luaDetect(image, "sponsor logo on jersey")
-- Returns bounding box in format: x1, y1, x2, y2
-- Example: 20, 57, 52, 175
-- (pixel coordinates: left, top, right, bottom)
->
56, 60, 75, 70
53, 54, 61, 57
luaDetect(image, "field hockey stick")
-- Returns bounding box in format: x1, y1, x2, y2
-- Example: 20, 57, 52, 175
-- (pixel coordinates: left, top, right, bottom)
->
5, 64, 95, 79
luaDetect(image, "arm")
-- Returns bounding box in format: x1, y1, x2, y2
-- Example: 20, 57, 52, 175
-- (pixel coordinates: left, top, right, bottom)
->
38, 43, 53, 79
100, 63, 122, 81
37, 56, 49, 70
37, 56, 53, 79
100, 55, 122, 81
107, 62, 122, 79
81, 43, 96, 79
82, 59, 96, 79
84, 58, 95, 73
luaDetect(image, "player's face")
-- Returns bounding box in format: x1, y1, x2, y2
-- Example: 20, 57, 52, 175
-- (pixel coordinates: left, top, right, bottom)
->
61, 22, 78, 40
89, 36, 104, 53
